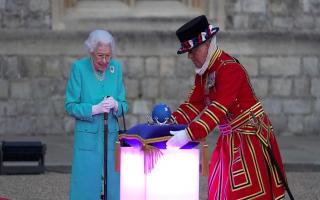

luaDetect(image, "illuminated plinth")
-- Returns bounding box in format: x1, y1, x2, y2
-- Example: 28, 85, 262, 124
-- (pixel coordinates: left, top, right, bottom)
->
120, 147, 199, 200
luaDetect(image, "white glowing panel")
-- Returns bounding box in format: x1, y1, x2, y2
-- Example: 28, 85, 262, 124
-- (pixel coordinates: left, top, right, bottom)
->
120, 147, 146, 200
120, 147, 199, 200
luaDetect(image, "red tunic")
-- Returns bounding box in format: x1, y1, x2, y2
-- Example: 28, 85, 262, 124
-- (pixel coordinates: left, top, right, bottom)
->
171, 48, 286, 199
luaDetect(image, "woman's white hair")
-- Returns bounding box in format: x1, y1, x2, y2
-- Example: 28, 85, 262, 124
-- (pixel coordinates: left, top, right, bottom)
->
84, 29, 116, 55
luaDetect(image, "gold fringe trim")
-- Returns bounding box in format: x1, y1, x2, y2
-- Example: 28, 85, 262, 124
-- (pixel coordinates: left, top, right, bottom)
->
115, 140, 121, 172
201, 141, 209, 176
142, 144, 163, 174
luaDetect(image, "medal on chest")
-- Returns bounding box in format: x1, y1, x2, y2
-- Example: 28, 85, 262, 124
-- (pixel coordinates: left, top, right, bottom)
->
208, 72, 215, 88
204, 72, 216, 106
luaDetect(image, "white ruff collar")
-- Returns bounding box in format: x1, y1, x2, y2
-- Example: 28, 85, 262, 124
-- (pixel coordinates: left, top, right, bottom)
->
195, 37, 217, 76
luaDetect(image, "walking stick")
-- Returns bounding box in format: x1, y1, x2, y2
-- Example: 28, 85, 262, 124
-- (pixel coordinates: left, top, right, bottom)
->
266, 146, 294, 200
103, 111, 108, 200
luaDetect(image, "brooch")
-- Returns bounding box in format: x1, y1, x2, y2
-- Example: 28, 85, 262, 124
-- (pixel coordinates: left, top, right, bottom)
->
110, 65, 115, 73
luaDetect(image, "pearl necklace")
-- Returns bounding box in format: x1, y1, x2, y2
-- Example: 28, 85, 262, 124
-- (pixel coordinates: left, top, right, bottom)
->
91, 59, 105, 81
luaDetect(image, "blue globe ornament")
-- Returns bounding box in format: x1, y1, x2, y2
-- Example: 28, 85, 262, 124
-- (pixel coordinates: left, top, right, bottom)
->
152, 103, 172, 124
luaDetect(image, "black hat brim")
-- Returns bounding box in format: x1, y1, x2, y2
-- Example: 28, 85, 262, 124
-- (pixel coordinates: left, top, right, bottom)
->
177, 27, 219, 54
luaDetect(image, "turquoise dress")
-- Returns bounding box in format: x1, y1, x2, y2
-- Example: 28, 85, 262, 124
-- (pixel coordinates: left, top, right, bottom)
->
65, 57, 128, 200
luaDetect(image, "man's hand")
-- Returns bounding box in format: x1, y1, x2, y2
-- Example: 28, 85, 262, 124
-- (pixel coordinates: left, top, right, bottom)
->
166, 129, 190, 149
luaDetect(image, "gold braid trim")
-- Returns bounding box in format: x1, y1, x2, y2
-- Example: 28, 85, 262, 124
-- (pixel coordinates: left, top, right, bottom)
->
118, 134, 171, 144
186, 103, 200, 115
197, 119, 210, 134
212, 101, 228, 114
177, 108, 191, 123
205, 109, 220, 124
208, 48, 222, 68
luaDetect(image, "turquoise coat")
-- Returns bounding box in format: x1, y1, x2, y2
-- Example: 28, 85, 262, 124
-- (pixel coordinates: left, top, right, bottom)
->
65, 57, 128, 200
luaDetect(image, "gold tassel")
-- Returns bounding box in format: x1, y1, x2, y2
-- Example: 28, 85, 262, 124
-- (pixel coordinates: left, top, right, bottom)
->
115, 140, 121, 172
201, 141, 209, 176
142, 144, 163, 174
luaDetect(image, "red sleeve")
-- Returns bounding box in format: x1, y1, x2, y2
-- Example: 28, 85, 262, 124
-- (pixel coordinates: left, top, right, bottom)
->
186, 63, 246, 140
171, 76, 206, 125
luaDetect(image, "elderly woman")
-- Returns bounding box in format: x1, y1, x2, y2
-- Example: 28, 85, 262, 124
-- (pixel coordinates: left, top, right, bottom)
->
65, 30, 128, 200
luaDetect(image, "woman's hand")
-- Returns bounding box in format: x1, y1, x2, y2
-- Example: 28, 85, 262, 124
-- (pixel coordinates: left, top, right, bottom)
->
92, 98, 110, 115
104, 96, 118, 112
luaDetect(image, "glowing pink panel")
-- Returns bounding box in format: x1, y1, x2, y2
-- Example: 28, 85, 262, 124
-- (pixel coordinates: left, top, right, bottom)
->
120, 147, 199, 200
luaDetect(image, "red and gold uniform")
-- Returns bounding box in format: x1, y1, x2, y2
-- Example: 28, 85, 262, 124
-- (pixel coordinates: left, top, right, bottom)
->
171, 48, 286, 199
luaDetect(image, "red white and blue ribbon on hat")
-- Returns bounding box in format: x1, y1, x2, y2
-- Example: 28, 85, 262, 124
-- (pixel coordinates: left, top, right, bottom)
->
178, 25, 219, 53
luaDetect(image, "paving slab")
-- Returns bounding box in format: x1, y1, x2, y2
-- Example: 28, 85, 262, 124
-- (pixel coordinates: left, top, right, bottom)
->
1, 135, 320, 172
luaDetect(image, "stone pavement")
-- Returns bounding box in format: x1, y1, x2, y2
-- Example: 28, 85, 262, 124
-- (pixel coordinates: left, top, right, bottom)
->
1, 134, 320, 172
1, 171, 320, 200
1, 134, 320, 200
